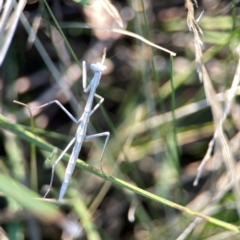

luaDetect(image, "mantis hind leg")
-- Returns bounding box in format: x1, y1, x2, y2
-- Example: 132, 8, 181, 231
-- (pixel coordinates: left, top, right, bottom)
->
85, 132, 110, 172
44, 137, 76, 199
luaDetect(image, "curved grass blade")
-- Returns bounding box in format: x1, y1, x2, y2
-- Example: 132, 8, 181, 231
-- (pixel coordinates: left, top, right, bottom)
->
60, 22, 176, 56
43, 0, 176, 56
0, 114, 239, 233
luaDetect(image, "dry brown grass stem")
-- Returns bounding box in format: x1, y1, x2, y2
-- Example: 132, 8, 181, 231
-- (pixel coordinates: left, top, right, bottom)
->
177, 133, 240, 240
99, 0, 123, 28
185, 0, 203, 82
178, 153, 240, 240
185, 0, 240, 218
194, 55, 240, 191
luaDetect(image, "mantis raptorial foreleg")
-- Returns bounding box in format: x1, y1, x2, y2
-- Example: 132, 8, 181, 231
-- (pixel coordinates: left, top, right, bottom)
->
32, 100, 79, 123
90, 94, 104, 116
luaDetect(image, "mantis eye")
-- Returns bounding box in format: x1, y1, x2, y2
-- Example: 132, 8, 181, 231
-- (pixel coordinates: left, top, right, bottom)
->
90, 63, 95, 70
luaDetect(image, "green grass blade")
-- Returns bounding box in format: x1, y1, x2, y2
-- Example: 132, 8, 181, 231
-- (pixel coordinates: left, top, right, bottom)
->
1, 114, 239, 233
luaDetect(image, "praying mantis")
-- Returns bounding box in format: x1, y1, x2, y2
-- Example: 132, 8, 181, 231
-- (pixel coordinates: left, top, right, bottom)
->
22, 50, 110, 201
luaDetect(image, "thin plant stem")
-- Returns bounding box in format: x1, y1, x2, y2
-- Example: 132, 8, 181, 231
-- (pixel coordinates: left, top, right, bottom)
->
43, 0, 82, 70
13, 100, 38, 192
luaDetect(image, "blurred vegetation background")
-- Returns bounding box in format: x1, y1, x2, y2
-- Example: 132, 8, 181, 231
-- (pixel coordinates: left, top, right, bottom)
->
1, 0, 240, 239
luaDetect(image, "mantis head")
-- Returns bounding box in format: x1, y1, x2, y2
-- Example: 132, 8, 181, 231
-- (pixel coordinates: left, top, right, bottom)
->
90, 62, 107, 72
